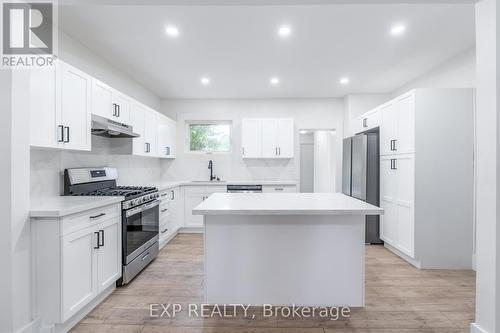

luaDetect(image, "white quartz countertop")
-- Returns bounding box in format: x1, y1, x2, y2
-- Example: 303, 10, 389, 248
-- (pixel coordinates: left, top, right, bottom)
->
30, 196, 124, 218
153, 180, 297, 191
193, 193, 383, 216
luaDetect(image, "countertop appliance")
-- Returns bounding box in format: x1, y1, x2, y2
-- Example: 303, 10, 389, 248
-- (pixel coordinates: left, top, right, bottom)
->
342, 131, 382, 244
227, 184, 263, 193
64, 167, 159, 285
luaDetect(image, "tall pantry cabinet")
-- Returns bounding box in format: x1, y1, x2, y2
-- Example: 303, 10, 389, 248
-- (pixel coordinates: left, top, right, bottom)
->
377, 89, 474, 269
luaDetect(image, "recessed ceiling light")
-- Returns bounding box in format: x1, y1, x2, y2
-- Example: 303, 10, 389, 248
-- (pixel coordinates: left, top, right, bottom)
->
200, 77, 210, 85
270, 77, 280, 85
390, 24, 406, 36
340, 77, 350, 85
278, 25, 292, 38
165, 25, 179, 37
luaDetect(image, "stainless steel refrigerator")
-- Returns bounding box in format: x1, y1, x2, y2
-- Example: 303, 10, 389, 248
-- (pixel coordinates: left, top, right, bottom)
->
342, 131, 382, 244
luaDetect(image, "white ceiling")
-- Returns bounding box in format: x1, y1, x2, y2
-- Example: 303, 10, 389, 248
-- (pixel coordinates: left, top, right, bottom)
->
59, 4, 475, 99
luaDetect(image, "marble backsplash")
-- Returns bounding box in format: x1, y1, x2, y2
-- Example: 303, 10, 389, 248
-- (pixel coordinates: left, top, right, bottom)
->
30, 148, 162, 198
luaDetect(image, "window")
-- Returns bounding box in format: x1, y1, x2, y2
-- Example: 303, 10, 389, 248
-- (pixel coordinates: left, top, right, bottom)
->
186, 121, 232, 153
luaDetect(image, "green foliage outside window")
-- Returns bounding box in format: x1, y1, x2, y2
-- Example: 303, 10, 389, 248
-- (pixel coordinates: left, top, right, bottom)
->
189, 123, 231, 152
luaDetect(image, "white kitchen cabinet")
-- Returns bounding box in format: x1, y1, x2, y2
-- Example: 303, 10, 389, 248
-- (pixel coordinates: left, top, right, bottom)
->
144, 109, 158, 156
184, 186, 226, 228
60, 62, 92, 151
380, 92, 415, 155
32, 203, 122, 328
61, 227, 95, 320
377, 89, 474, 269
30, 66, 59, 148
30, 61, 92, 151
262, 185, 297, 193
241, 119, 262, 158
380, 155, 414, 257
356, 109, 381, 134
130, 102, 147, 156
241, 118, 294, 158
91, 79, 131, 125
156, 114, 176, 158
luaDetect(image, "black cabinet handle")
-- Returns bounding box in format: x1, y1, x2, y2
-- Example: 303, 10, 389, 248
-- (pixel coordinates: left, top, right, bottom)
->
161, 208, 168, 213
94, 232, 100, 249
58, 125, 64, 142
390, 139, 398, 151
64, 127, 70, 143
278, 147, 281, 156
161, 228, 168, 234
112, 103, 117, 116
99, 230, 104, 247
171, 190, 174, 200
89, 213, 106, 219
242, 147, 245, 155
117, 104, 120, 117
363, 118, 368, 128
275, 147, 278, 156
390, 159, 397, 170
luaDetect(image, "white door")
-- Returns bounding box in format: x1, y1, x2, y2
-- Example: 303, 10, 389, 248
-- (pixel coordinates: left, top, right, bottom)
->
144, 109, 158, 156
91, 79, 113, 119
395, 155, 415, 257
395, 93, 415, 154
380, 156, 398, 245
261, 119, 279, 158
130, 103, 146, 156
113, 92, 131, 125
96, 219, 121, 292
184, 189, 205, 228
61, 228, 96, 321
380, 102, 398, 155
241, 119, 262, 158
60, 63, 92, 151
30, 65, 61, 148
277, 119, 294, 158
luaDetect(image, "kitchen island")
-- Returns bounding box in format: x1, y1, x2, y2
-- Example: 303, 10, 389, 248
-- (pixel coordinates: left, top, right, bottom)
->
193, 193, 383, 307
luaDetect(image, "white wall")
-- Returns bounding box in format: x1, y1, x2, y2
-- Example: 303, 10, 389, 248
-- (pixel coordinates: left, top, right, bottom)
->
160, 99, 344, 191
472, 1, 498, 333
394, 47, 476, 96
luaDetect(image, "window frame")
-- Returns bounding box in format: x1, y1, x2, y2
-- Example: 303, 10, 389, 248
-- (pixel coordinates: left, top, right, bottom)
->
185, 120, 233, 154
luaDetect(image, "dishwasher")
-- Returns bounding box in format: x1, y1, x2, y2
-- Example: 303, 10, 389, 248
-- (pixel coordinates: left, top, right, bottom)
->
226, 185, 262, 193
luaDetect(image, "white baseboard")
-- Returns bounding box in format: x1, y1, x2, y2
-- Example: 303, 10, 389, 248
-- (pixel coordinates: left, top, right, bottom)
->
384, 243, 422, 268
471, 323, 489, 333
14, 317, 41, 333
178, 227, 203, 233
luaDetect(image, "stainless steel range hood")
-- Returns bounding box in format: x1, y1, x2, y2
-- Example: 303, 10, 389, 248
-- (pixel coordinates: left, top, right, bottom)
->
91, 114, 140, 138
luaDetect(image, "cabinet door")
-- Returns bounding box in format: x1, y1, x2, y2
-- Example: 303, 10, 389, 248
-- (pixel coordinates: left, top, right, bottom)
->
395, 155, 415, 257
395, 93, 415, 154
380, 102, 398, 155
277, 119, 294, 158
144, 109, 158, 156
184, 187, 205, 228
241, 119, 262, 158
166, 117, 176, 158
91, 79, 113, 119
113, 92, 131, 125
261, 119, 279, 158
60, 63, 91, 151
380, 156, 398, 245
170, 187, 183, 230
156, 115, 169, 158
96, 219, 121, 292
30, 65, 61, 148
130, 103, 146, 156
61, 228, 96, 321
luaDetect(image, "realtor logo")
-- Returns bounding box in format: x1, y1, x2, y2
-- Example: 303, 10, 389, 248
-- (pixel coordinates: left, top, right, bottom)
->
1, 1, 56, 68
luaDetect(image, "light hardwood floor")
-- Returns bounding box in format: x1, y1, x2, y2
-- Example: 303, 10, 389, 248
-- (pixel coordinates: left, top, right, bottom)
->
71, 234, 475, 333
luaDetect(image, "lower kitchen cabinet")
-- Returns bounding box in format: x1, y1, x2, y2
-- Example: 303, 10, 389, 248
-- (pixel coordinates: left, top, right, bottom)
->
158, 186, 184, 247
184, 186, 226, 228
31, 203, 122, 329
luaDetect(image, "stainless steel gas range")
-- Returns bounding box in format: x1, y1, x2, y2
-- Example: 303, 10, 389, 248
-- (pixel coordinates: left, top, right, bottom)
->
64, 167, 159, 285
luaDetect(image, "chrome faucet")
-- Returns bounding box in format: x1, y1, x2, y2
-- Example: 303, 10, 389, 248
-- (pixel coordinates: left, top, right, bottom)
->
208, 160, 215, 181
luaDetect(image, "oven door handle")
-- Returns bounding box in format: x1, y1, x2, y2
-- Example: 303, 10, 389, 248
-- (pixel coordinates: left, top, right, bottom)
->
125, 200, 160, 217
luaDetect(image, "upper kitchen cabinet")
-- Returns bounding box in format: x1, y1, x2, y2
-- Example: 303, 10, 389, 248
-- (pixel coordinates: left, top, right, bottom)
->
91, 79, 131, 125
30, 61, 92, 151
380, 92, 415, 155
353, 108, 381, 134
156, 114, 176, 158
143, 108, 158, 156
242, 118, 294, 159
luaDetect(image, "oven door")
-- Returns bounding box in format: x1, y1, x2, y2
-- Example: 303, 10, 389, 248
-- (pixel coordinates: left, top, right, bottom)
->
123, 200, 160, 264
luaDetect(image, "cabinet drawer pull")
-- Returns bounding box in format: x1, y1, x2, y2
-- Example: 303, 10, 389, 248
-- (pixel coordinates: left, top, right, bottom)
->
390, 159, 397, 170
94, 232, 100, 249
160, 193, 168, 197
242, 147, 245, 155
161, 208, 168, 213
112, 103, 117, 116
275, 188, 284, 191
275, 147, 278, 156
99, 230, 104, 247
64, 126, 70, 143
89, 213, 106, 219
363, 118, 368, 128
58, 125, 64, 142
278, 147, 281, 156
161, 228, 168, 234
171, 190, 175, 200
